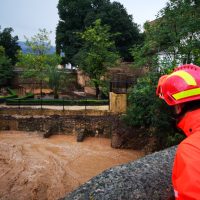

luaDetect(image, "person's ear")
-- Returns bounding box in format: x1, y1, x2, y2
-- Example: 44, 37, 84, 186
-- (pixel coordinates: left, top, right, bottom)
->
174, 104, 183, 114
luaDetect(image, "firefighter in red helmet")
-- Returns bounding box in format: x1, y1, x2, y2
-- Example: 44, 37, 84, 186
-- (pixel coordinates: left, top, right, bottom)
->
156, 64, 200, 199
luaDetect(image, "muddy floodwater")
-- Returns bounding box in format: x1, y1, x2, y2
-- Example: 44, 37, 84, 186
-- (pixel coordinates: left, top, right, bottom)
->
0, 131, 144, 200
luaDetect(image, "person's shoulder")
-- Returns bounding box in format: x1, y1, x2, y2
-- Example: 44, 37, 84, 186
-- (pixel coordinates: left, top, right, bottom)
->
177, 133, 200, 155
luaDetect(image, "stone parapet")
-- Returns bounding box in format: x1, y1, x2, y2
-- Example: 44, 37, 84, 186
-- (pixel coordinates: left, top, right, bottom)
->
61, 146, 176, 200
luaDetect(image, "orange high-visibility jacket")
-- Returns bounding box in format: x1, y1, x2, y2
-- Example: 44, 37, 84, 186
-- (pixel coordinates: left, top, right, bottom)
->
173, 108, 200, 199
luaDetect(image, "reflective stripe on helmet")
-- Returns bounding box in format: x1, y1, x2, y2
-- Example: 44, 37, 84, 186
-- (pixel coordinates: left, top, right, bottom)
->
172, 88, 200, 100
167, 70, 197, 86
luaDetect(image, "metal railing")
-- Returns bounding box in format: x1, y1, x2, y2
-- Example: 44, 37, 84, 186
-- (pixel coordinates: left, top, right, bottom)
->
109, 80, 134, 94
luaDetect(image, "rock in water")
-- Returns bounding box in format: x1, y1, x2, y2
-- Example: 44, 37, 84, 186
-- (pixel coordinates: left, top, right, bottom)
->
76, 129, 85, 142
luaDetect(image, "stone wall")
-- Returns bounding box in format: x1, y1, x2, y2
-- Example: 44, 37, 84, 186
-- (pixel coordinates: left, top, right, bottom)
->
0, 109, 153, 150
0, 114, 113, 137
0, 107, 110, 117
61, 146, 177, 200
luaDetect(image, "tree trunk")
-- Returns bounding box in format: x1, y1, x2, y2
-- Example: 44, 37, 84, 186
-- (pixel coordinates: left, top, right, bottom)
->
95, 83, 100, 99
40, 80, 42, 99
54, 88, 59, 99
187, 51, 191, 64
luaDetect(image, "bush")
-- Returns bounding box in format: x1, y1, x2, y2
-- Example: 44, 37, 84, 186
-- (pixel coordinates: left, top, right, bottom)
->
15, 93, 34, 100
123, 71, 184, 149
6, 98, 109, 106
7, 88, 17, 95
0, 88, 18, 103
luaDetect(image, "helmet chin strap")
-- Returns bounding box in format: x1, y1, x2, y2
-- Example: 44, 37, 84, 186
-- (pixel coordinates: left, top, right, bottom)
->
174, 104, 184, 115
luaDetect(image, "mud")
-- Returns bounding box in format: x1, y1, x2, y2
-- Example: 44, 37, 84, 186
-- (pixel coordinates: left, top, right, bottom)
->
0, 131, 144, 200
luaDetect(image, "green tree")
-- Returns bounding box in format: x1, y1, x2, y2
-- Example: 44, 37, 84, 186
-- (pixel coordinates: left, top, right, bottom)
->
56, 0, 141, 63
84, 1, 142, 61
136, 0, 200, 66
47, 55, 64, 99
124, 0, 200, 149
75, 19, 119, 98
0, 46, 14, 87
17, 29, 62, 98
0, 27, 20, 65
25, 28, 51, 55
56, 0, 91, 63
124, 61, 185, 149
158, 0, 200, 64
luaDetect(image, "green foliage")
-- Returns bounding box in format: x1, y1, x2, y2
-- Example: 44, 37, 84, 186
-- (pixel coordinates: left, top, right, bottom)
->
126, 0, 200, 149
99, 79, 110, 98
17, 29, 52, 80
56, 0, 142, 63
17, 29, 62, 98
0, 46, 14, 87
130, 45, 159, 69
0, 27, 20, 65
138, 0, 200, 65
75, 19, 119, 97
125, 73, 160, 128
166, 132, 186, 147
124, 54, 184, 148
25, 28, 51, 55
6, 98, 109, 106
124, 69, 183, 149
160, 0, 200, 64
14, 93, 34, 100
7, 88, 17, 96
0, 87, 18, 103
47, 67, 65, 99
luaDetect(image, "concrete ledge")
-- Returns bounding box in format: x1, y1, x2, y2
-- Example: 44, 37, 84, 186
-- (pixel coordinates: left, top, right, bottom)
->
61, 146, 177, 200
0, 106, 110, 116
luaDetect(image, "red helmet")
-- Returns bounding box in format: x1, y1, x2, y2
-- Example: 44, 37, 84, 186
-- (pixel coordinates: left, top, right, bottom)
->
156, 64, 200, 105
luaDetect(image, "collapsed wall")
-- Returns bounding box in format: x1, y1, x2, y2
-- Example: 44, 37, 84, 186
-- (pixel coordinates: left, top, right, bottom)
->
61, 146, 176, 200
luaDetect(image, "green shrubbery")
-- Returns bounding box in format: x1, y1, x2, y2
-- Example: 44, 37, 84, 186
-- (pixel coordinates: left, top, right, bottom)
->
4, 89, 108, 106
124, 70, 185, 149
123, 0, 200, 149
7, 88, 17, 96
0, 89, 35, 103
0, 88, 18, 103
6, 98, 109, 106
14, 93, 34, 100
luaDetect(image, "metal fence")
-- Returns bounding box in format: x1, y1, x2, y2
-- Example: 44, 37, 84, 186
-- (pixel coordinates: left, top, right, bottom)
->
109, 80, 134, 94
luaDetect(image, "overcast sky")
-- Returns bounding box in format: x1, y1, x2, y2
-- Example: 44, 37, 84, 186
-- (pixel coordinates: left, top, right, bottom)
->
0, 0, 168, 45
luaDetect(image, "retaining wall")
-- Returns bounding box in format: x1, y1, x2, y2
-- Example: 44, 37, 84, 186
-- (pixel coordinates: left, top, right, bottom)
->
0, 114, 113, 137
0, 108, 155, 150
0, 107, 110, 116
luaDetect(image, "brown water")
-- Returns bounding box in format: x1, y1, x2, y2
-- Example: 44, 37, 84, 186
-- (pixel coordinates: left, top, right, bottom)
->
0, 131, 144, 200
